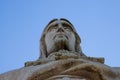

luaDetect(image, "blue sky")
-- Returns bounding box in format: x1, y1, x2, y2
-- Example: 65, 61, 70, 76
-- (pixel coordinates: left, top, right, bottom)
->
0, 0, 120, 73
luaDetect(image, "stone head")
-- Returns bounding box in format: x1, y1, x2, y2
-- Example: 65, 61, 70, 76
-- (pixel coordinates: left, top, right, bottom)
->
39, 18, 84, 59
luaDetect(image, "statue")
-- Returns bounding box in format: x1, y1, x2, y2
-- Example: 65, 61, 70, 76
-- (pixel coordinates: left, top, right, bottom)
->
25, 18, 104, 66
39, 18, 86, 59
0, 18, 120, 80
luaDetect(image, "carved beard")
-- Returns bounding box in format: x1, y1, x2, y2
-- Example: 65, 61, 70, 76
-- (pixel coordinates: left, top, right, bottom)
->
49, 34, 70, 54
54, 35, 69, 51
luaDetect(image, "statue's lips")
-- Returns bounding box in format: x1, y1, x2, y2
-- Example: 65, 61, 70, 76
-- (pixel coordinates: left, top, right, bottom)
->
53, 33, 68, 40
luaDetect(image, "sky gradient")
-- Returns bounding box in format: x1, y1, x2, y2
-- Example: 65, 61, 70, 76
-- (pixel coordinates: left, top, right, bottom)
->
0, 0, 120, 74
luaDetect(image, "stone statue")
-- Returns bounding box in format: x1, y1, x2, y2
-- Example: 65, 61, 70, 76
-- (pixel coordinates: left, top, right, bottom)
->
0, 18, 120, 80
24, 18, 104, 66
39, 18, 86, 59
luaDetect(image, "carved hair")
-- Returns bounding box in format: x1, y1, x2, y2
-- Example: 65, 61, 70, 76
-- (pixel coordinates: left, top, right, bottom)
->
39, 18, 85, 59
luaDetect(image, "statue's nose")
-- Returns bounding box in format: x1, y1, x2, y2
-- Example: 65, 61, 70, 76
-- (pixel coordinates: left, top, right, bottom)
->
57, 27, 64, 32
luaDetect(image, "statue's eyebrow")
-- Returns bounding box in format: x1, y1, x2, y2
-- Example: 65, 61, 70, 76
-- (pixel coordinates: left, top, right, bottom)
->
45, 19, 58, 31
47, 19, 58, 27
62, 23, 73, 30
60, 18, 74, 27
47, 22, 58, 31
60, 18, 75, 31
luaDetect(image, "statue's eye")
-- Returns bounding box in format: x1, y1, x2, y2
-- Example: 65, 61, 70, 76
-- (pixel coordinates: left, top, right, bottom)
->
62, 24, 72, 31
48, 25, 58, 32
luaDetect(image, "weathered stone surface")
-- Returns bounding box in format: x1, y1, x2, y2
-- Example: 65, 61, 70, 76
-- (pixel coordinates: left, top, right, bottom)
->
0, 51, 120, 80
0, 57, 120, 80
25, 51, 104, 67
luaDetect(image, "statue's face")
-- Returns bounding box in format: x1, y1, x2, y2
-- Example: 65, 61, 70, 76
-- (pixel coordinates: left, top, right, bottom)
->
45, 20, 76, 55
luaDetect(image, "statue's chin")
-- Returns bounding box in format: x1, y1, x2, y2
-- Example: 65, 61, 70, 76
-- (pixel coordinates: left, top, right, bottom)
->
53, 37, 69, 51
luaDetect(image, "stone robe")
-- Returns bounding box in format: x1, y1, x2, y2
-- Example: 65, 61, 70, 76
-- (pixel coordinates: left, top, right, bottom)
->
0, 52, 120, 80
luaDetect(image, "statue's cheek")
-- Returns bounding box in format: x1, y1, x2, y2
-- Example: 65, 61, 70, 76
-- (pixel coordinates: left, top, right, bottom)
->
46, 32, 55, 38
66, 32, 75, 38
